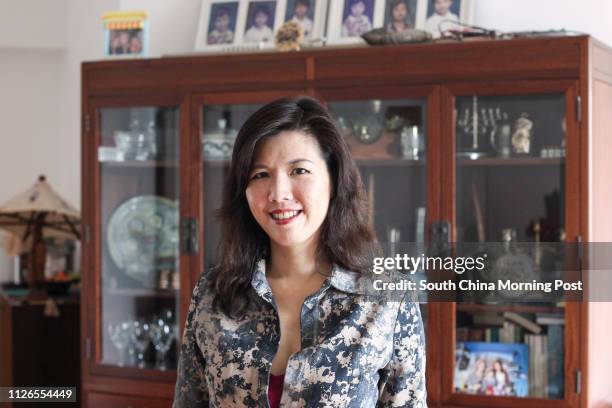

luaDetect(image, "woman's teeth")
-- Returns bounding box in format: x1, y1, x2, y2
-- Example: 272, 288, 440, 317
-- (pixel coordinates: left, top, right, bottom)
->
271, 210, 300, 220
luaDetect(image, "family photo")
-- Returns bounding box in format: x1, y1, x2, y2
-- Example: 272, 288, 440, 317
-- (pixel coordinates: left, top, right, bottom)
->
108, 29, 144, 55
455, 342, 529, 397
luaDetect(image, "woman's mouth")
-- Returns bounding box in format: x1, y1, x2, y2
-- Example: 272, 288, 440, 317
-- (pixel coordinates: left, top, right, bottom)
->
269, 210, 302, 225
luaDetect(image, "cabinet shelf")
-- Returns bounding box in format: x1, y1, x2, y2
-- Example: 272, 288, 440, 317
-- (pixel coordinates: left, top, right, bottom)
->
457, 157, 563, 166
105, 287, 178, 298
99, 159, 178, 168
355, 158, 426, 166
456, 303, 564, 314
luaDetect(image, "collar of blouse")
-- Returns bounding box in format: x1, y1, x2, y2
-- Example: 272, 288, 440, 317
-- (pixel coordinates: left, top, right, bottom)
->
250, 258, 368, 307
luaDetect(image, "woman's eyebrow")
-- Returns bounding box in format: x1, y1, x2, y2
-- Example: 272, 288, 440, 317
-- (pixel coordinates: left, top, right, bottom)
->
250, 158, 314, 170
288, 158, 314, 165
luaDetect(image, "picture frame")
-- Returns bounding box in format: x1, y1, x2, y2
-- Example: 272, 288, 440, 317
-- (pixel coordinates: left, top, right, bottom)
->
239, 0, 284, 47
381, 0, 418, 33
326, 0, 385, 45
277, 0, 328, 42
454, 341, 529, 397
195, 0, 243, 51
417, 0, 473, 38
103, 11, 149, 57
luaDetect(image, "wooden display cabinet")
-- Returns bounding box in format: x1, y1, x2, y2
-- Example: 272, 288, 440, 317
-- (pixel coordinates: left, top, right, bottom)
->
81, 35, 612, 407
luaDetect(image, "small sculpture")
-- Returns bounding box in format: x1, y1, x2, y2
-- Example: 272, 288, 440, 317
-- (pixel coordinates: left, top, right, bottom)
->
511, 113, 533, 154
361, 27, 432, 45
275, 21, 304, 51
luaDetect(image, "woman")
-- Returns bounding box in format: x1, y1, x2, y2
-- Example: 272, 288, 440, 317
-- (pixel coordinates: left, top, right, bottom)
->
173, 97, 426, 407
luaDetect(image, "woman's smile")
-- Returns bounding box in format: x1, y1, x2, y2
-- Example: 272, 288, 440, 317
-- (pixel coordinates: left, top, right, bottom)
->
269, 209, 303, 224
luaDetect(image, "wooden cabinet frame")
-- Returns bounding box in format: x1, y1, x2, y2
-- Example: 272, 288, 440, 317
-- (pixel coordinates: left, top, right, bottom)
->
81, 36, 612, 407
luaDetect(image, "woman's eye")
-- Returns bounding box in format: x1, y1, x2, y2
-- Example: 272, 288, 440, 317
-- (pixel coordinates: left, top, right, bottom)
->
249, 172, 268, 181
291, 168, 310, 176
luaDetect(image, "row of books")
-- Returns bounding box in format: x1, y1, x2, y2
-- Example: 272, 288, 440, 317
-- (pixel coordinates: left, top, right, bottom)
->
457, 311, 564, 399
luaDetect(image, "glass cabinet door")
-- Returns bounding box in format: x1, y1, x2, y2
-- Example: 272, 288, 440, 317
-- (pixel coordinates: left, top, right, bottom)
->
201, 102, 266, 270
326, 97, 430, 320
98, 105, 180, 372
452, 92, 569, 401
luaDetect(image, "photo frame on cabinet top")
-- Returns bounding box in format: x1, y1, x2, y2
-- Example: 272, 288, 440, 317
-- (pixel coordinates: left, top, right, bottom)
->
381, 0, 419, 32
417, 0, 473, 37
326, 0, 385, 45
195, 0, 245, 52
238, 0, 284, 48
277, 0, 329, 43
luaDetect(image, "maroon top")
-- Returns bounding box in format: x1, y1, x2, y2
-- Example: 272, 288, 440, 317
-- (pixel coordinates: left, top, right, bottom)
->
268, 372, 285, 408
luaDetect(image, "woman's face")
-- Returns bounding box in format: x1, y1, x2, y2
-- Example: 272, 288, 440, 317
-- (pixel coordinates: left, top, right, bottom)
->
246, 130, 332, 249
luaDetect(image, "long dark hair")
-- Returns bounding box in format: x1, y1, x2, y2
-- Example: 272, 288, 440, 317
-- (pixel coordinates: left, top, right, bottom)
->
209, 96, 376, 318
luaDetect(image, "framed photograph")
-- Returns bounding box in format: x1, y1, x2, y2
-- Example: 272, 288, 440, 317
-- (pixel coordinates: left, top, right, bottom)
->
382, 0, 417, 33
417, 0, 472, 38
240, 0, 282, 45
454, 341, 529, 397
195, 0, 242, 51
327, 0, 384, 45
103, 11, 149, 57
278, 0, 328, 41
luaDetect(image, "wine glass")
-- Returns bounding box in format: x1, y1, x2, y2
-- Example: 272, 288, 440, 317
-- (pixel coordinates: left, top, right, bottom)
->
150, 321, 175, 370
107, 321, 131, 366
131, 320, 151, 368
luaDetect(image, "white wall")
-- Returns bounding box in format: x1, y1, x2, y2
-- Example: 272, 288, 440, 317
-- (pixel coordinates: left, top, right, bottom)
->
119, 0, 201, 56
472, 0, 612, 46
0, 0, 68, 49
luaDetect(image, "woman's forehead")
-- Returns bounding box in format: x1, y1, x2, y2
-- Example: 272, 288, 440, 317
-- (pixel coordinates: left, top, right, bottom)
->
251, 131, 323, 162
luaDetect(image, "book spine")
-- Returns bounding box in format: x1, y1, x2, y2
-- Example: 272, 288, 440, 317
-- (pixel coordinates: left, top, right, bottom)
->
547, 325, 564, 398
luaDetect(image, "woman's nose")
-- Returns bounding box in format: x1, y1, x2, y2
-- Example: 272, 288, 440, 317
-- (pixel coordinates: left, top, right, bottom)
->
268, 175, 293, 202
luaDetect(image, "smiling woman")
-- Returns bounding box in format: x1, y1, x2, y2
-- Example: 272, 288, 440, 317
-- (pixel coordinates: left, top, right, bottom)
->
172, 96, 427, 407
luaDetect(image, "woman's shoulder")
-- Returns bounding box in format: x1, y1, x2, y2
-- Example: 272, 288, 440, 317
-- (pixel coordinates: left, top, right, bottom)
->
188, 267, 218, 306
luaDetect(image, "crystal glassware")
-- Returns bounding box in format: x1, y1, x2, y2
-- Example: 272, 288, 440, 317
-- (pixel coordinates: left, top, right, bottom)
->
150, 320, 175, 370
107, 321, 132, 366
131, 320, 151, 368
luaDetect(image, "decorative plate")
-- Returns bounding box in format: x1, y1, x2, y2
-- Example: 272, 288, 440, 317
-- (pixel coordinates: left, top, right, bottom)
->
106, 195, 179, 287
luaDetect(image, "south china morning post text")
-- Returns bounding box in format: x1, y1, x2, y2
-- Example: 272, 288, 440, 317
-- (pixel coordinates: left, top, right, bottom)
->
368, 246, 585, 302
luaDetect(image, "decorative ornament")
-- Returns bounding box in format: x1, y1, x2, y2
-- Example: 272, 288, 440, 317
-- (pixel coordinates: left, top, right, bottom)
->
361, 28, 432, 45
511, 113, 533, 154
275, 21, 304, 51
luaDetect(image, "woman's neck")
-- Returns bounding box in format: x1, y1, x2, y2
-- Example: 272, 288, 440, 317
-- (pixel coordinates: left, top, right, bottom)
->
268, 237, 329, 280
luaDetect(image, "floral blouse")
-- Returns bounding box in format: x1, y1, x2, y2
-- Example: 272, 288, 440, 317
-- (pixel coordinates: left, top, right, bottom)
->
173, 259, 427, 407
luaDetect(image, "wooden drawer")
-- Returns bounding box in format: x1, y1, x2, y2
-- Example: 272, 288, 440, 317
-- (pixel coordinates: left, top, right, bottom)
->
87, 392, 172, 408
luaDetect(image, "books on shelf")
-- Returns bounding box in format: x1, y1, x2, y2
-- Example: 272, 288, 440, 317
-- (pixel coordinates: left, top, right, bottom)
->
503, 312, 542, 334
472, 312, 505, 326
525, 334, 548, 398
546, 324, 564, 399
536, 313, 565, 325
